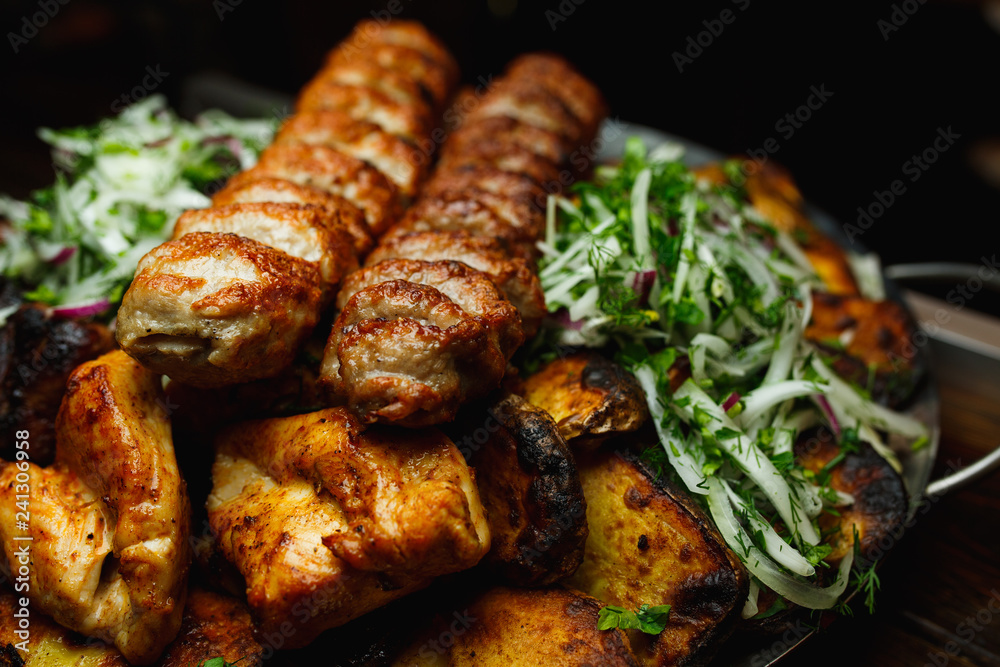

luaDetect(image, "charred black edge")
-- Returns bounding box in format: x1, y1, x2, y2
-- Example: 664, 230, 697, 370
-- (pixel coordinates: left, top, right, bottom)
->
484, 393, 589, 586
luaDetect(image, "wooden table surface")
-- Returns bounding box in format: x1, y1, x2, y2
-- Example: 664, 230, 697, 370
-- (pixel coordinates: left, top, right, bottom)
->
787, 334, 1000, 666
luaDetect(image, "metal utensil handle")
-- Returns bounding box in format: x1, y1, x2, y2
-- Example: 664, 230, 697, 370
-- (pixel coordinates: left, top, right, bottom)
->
884, 262, 1000, 497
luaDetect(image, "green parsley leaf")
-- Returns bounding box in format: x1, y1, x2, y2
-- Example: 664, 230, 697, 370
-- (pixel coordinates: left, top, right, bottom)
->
597, 603, 671, 635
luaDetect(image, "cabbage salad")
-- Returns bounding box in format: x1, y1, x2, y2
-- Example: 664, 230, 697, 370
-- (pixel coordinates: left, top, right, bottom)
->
536, 138, 928, 614
0, 95, 277, 321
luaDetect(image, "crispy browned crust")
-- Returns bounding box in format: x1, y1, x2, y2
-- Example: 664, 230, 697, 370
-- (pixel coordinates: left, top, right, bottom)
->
465, 78, 587, 151
322, 259, 525, 426
210, 176, 373, 256
444, 114, 567, 167
157, 589, 264, 667
391, 586, 638, 666
806, 292, 924, 407
327, 42, 453, 113
0, 303, 114, 466
568, 449, 748, 667
276, 110, 427, 198
0, 588, 262, 667
385, 192, 541, 261
366, 230, 546, 335
425, 164, 549, 217
312, 60, 433, 120
249, 142, 400, 235
455, 393, 588, 586
172, 202, 359, 289
437, 141, 563, 189
504, 52, 608, 144
0, 350, 190, 665
521, 352, 649, 445
116, 232, 323, 388
296, 78, 433, 141
340, 19, 460, 93
207, 407, 490, 647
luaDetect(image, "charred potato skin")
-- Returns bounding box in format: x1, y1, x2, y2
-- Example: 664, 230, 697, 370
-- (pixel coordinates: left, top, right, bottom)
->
794, 427, 908, 564
806, 292, 925, 408
521, 352, 649, 445
391, 586, 638, 666
569, 449, 748, 667
457, 393, 589, 587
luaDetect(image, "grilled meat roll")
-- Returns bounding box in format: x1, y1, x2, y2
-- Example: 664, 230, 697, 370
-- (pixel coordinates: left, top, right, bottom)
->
116, 232, 325, 388
366, 230, 546, 335
206, 407, 490, 647
117, 19, 457, 387
321, 53, 606, 425
322, 259, 524, 426
0, 350, 190, 665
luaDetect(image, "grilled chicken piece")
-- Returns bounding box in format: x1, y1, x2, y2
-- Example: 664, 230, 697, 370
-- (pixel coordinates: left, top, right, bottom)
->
242, 142, 400, 236
504, 53, 608, 144
211, 176, 373, 256
0, 300, 114, 466
806, 292, 924, 407
521, 352, 649, 445
0, 588, 263, 666
275, 110, 426, 198
385, 191, 542, 261
392, 586, 638, 666
321, 259, 525, 426
452, 393, 588, 586
296, 79, 433, 141
116, 232, 323, 388
568, 449, 747, 667
206, 407, 490, 647
171, 202, 359, 290
0, 350, 190, 665
365, 230, 546, 335
327, 43, 453, 113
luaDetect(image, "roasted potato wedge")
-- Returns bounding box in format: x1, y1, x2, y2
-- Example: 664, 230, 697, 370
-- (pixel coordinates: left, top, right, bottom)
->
568, 449, 748, 667
452, 393, 588, 586
806, 292, 924, 407
0, 588, 263, 666
390, 586, 638, 666
521, 352, 649, 445
795, 427, 908, 564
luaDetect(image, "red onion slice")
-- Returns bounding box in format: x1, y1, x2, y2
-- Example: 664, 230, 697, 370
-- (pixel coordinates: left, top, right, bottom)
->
51, 297, 111, 319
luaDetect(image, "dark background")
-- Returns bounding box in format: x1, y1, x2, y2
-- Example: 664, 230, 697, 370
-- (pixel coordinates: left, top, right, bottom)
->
2, 0, 998, 311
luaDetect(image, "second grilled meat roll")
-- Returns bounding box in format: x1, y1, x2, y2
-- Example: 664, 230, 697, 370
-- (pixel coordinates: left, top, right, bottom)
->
321, 259, 525, 426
